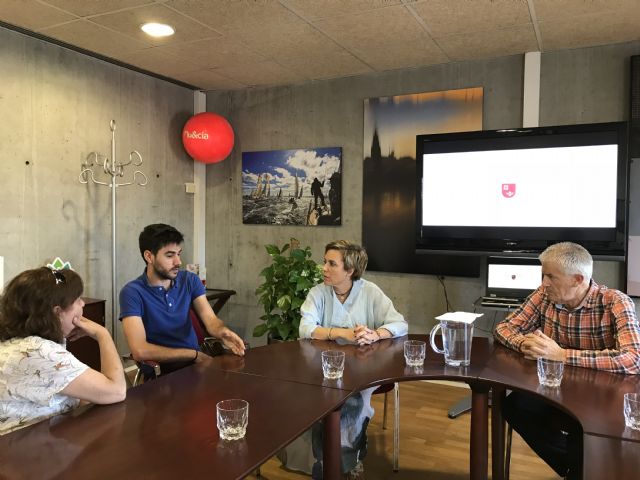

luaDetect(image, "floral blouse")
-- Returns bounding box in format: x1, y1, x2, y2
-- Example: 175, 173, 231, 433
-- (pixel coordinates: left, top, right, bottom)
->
0, 336, 88, 435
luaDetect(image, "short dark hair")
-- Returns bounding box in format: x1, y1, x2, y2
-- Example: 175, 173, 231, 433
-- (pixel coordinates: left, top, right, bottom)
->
324, 240, 368, 281
138, 224, 184, 262
0, 267, 83, 343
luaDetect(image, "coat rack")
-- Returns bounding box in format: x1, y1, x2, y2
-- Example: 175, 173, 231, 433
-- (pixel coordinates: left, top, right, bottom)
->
79, 120, 148, 346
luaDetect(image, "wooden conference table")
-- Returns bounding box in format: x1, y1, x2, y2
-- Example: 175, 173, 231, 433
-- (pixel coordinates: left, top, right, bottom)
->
1, 335, 639, 479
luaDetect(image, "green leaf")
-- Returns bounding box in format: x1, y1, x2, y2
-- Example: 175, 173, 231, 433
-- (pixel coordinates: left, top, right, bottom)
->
291, 296, 305, 310
265, 244, 280, 256
296, 277, 313, 292
253, 323, 269, 337
277, 322, 292, 341
291, 249, 305, 260
277, 294, 292, 310
258, 266, 272, 278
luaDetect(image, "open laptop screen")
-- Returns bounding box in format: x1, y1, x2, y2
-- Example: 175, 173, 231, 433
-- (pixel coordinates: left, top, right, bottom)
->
486, 257, 542, 300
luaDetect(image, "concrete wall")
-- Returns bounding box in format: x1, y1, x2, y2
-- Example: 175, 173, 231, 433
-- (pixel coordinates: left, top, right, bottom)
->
207, 41, 640, 345
0, 27, 195, 349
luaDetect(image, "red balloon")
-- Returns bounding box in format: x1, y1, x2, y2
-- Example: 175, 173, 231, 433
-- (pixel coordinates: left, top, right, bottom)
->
182, 112, 234, 164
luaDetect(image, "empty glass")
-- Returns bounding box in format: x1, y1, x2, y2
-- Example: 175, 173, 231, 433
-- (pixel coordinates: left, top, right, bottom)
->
537, 358, 564, 388
321, 350, 345, 379
624, 393, 640, 430
404, 340, 426, 367
216, 399, 249, 440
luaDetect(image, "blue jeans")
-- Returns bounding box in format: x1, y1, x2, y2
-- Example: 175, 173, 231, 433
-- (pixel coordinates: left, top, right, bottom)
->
311, 392, 370, 479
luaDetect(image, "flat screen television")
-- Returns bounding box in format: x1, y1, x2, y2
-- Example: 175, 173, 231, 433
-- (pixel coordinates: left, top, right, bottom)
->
416, 122, 628, 258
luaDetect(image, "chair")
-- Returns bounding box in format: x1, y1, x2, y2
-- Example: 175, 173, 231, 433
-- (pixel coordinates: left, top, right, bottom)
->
132, 359, 161, 386
373, 382, 400, 472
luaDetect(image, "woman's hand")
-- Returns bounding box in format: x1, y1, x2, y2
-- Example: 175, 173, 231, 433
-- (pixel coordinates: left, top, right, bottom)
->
68, 316, 105, 341
354, 324, 381, 346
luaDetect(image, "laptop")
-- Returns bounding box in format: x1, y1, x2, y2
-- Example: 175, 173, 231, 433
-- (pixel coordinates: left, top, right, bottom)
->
481, 257, 542, 308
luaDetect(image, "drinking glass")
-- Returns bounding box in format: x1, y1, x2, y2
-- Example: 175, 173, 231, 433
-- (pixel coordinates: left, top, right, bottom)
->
216, 399, 249, 440
321, 350, 345, 379
537, 358, 564, 388
404, 340, 426, 367
624, 393, 640, 430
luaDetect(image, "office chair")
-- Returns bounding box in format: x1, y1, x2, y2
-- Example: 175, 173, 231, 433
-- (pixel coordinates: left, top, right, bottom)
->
373, 382, 400, 472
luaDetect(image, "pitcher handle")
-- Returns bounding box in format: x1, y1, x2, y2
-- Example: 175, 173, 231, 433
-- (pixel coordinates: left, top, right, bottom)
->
429, 323, 444, 354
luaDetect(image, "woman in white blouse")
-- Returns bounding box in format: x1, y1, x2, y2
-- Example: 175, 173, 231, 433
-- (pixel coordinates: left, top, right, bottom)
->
300, 240, 407, 480
0, 267, 126, 435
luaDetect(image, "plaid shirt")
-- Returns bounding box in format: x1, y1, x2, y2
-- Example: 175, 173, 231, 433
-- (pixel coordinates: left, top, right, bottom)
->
494, 280, 640, 374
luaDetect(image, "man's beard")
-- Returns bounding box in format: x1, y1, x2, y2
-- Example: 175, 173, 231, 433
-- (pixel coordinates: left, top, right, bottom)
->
153, 263, 178, 281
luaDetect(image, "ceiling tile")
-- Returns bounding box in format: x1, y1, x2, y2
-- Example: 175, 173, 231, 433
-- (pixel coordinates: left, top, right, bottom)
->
89, 3, 219, 46
357, 34, 449, 71
315, 6, 449, 70
39, 19, 150, 58
539, 11, 640, 51
437, 24, 539, 62
41, 0, 154, 17
281, 0, 404, 21
165, 0, 300, 32
227, 20, 338, 59
160, 37, 266, 69
172, 68, 247, 90
0, 0, 76, 30
410, 0, 532, 36
533, 0, 640, 22
316, 5, 429, 50
216, 60, 307, 88
277, 49, 372, 80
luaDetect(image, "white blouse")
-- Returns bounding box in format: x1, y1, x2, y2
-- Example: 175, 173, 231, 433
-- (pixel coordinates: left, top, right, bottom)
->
0, 336, 88, 435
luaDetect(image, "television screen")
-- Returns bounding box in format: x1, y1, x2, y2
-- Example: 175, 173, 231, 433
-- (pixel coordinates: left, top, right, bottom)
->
416, 122, 628, 258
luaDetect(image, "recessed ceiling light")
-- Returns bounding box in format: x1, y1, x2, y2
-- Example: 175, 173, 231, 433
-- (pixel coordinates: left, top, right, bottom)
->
141, 23, 175, 37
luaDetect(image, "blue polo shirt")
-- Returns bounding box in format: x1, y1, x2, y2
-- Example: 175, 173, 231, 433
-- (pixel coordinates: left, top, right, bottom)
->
119, 270, 206, 350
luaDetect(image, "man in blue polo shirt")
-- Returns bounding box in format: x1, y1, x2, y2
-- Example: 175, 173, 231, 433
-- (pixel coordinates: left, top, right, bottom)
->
120, 224, 244, 376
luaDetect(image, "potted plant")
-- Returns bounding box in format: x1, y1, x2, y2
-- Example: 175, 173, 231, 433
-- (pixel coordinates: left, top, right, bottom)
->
254, 239, 323, 341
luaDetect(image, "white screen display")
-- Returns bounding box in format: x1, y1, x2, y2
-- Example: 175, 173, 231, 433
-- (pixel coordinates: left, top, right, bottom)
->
421, 145, 618, 228
487, 264, 542, 291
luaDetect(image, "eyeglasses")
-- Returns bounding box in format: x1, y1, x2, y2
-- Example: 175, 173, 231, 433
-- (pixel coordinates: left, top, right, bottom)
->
50, 269, 66, 285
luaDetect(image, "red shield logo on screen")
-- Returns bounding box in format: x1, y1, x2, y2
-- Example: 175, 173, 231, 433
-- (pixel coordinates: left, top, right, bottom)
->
502, 183, 516, 198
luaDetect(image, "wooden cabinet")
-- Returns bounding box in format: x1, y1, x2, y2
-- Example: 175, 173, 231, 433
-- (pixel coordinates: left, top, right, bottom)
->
67, 298, 105, 371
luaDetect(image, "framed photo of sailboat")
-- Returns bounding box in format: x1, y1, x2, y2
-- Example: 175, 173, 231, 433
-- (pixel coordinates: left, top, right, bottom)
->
242, 147, 342, 226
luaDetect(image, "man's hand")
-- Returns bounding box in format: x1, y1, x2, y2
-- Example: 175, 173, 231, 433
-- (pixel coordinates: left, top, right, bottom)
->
219, 327, 246, 356
521, 330, 566, 362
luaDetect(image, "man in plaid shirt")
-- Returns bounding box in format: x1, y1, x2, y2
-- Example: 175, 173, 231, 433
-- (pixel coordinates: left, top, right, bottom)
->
494, 242, 640, 479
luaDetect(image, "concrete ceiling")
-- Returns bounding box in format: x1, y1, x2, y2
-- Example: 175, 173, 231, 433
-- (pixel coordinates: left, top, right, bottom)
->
1, 0, 639, 91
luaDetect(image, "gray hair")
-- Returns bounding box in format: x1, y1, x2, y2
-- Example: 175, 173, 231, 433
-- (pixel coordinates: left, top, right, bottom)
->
539, 242, 593, 280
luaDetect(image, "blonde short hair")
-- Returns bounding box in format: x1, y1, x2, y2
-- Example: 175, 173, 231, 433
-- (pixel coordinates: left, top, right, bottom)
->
539, 242, 593, 280
325, 240, 368, 281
